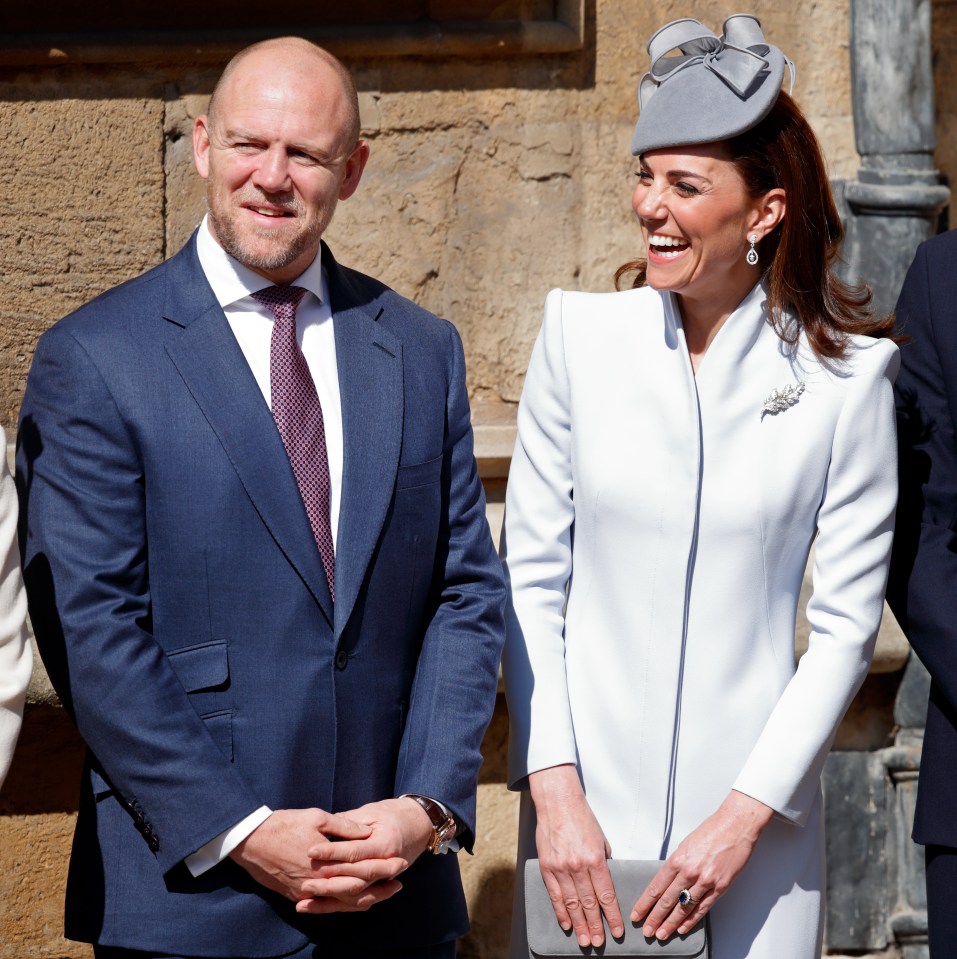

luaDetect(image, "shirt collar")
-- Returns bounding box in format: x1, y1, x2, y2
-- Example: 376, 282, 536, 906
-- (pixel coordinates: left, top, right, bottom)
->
195, 214, 326, 308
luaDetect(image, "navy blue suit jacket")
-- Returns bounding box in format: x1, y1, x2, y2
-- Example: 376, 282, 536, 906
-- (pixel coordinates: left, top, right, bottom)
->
888, 228, 957, 848
16, 235, 506, 955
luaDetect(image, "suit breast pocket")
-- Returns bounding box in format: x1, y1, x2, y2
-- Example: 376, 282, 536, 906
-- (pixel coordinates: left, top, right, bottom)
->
395, 454, 442, 491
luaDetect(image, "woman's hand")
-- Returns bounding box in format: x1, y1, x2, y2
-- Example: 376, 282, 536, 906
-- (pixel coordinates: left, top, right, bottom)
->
529, 764, 623, 948
631, 790, 774, 940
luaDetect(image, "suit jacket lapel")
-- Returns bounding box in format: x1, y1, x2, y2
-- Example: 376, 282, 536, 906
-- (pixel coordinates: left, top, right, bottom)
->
161, 238, 334, 625
326, 246, 403, 638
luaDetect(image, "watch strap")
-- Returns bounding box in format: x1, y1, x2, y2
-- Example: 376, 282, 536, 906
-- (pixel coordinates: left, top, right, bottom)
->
400, 794, 457, 854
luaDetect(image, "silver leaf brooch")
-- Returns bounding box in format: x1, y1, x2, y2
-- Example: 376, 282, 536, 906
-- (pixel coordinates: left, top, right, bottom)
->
761, 382, 805, 420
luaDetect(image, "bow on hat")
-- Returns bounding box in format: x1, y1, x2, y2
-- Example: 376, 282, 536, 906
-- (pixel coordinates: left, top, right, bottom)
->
638, 14, 795, 110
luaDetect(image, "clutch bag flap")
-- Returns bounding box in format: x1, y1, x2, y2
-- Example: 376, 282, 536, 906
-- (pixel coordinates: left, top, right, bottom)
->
525, 858, 709, 958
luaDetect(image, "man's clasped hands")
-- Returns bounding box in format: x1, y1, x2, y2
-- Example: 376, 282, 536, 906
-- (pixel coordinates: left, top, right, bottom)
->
228, 799, 435, 913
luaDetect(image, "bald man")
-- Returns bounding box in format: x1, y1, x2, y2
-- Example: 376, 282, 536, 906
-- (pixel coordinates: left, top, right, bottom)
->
17, 39, 505, 959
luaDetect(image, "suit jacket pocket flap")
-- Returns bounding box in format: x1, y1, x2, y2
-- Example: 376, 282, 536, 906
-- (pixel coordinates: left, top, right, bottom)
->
167, 640, 229, 692
525, 859, 709, 957
396, 454, 442, 490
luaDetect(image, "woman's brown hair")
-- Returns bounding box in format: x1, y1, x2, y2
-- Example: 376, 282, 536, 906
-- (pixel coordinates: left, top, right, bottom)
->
615, 90, 894, 361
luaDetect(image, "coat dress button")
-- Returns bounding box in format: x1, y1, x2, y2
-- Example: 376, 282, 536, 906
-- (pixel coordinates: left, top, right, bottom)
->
334, 649, 348, 670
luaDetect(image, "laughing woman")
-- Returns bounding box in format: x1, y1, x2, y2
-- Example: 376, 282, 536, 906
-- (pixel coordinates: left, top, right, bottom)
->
502, 15, 898, 959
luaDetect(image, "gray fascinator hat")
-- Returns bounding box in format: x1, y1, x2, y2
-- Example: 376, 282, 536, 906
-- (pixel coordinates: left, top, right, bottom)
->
631, 14, 795, 156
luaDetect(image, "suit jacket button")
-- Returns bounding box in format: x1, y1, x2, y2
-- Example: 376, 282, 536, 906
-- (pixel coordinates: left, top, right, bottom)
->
335, 649, 348, 671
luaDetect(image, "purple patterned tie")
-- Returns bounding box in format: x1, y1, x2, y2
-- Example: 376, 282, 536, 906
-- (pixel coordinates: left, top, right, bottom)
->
253, 285, 335, 601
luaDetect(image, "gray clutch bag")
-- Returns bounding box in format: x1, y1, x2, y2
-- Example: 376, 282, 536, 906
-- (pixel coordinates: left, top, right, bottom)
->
525, 858, 710, 958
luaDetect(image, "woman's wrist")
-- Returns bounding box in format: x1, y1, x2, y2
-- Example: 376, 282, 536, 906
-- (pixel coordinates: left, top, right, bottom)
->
725, 789, 775, 841
528, 764, 585, 810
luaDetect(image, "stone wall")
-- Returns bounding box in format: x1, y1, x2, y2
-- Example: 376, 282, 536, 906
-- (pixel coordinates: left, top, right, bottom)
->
0, 0, 868, 430
0, 1, 951, 955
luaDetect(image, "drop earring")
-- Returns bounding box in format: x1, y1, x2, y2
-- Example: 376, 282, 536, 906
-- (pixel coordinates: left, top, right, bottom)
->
746, 234, 759, 266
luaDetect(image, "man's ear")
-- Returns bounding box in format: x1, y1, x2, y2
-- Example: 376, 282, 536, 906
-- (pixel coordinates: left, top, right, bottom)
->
338, 140, 370, 201
193, 116, 212, 181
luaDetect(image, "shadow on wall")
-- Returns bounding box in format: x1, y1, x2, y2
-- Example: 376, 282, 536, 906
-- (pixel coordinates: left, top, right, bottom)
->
458, 863, 518, 959
0, 703, 84, 815
0, 0, 598, 103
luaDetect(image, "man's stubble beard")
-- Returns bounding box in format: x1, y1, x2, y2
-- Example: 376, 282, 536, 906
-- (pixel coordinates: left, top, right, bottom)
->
208, 203, 325, 273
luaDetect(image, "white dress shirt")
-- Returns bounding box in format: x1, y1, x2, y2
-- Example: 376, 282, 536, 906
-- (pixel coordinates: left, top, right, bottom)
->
186, 218, 344, 875
196, 216, 344, 547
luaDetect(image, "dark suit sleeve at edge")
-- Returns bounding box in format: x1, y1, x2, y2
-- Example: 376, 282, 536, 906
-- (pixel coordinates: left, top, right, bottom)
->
16, 328, 262, 874
393, 321, 506, 851
887, 238, 957, 717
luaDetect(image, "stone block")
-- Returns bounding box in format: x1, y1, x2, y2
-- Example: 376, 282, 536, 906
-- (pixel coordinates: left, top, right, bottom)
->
833, 670, 901, 751
325, 118, 582, 407
164, 87, 216, 256
823, 751, 890, 951
895, 653, 932, 731
0, 79, 164, 427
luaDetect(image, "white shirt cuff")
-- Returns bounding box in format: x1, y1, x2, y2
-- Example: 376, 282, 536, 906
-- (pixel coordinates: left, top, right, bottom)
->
184, 806, 273, 877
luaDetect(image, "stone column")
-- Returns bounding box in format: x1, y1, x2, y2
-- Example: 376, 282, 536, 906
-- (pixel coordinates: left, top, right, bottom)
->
882, 653, 932, 959
841, 0, 949, 317
824, 2, 947, 955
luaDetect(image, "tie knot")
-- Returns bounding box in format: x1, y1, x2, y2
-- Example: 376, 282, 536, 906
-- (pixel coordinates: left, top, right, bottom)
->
252, 285, 308, 322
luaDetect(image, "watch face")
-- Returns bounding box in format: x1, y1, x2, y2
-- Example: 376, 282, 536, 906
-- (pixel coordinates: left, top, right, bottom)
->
431, 815, 457, 854
403, 795, 457, 853
436, 819, 457, 842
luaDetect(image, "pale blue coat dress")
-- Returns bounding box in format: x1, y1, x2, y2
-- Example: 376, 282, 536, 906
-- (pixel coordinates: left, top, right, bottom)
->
503, 281, 899, 959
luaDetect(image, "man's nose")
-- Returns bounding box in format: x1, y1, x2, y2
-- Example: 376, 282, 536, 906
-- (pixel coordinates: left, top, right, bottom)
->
253, 146, 292, 192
